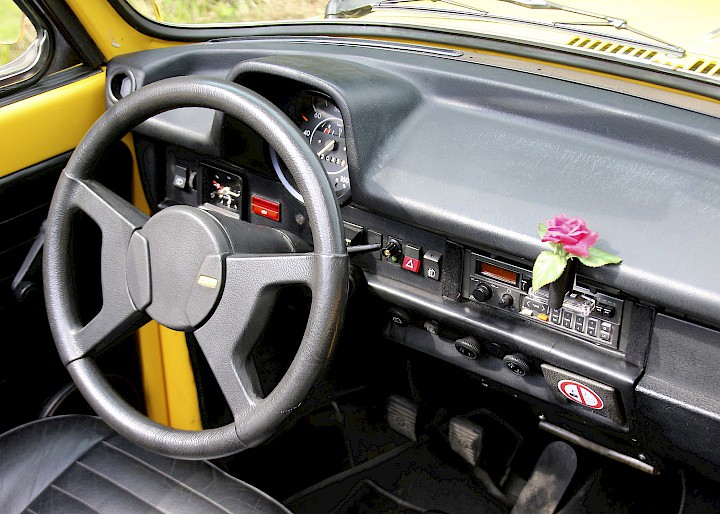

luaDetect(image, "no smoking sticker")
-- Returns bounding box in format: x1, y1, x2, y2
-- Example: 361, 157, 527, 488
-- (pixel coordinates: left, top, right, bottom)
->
558, 380, 604, 410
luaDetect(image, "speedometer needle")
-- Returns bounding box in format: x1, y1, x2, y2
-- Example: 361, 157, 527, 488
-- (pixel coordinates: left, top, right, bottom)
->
316, 140, 336, 156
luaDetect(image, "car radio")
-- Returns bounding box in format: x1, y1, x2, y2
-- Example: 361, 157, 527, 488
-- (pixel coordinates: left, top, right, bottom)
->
461, 250, 624, 349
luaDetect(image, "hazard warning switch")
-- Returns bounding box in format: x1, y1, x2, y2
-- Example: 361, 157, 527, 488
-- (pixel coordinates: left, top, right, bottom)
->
402, 242, 422, 273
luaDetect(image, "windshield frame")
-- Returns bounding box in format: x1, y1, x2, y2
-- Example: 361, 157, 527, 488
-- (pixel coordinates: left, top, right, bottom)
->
106, 0, 720, 105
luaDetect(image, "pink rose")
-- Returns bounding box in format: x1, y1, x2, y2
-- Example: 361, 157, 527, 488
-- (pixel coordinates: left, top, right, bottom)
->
542, 214, 599, 258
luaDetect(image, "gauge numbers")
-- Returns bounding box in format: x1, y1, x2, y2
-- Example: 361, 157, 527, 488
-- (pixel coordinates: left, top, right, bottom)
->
272, 91, 351, 204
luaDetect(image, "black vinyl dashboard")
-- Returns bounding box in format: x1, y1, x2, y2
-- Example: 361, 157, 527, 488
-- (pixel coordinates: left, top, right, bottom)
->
106, 36, 720, 477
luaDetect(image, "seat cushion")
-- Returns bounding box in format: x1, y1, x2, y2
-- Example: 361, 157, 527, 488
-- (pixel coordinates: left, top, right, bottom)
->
0, 415, 291, 514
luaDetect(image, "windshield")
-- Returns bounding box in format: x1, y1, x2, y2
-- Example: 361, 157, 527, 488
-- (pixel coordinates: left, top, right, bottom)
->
123, 0, 720, 83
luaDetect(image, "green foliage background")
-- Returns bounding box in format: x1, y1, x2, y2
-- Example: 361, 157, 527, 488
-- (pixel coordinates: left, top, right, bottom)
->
0, 0, 35, 66
126, 0, 327, 24
0, 0, 326, 66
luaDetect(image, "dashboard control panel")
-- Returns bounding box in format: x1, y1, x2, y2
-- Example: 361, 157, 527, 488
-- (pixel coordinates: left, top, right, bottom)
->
462, 250, 625, 350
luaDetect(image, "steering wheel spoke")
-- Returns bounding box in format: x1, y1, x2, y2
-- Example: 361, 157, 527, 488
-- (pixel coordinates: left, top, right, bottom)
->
193, 252, 315, 423
69, 176, 148, 234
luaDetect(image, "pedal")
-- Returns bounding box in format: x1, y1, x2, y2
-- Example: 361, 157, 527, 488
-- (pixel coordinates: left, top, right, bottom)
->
386, 395, 418, 441
449, 416, 484, 466
511, 441, 577, 514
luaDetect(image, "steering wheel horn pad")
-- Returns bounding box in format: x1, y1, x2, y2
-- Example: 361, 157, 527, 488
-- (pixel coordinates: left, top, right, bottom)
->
43, 77, 348, 459
126, 205, 230, 331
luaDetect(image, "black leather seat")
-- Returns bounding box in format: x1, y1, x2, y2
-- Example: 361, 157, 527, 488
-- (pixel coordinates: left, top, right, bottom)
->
0, 415, 291, 513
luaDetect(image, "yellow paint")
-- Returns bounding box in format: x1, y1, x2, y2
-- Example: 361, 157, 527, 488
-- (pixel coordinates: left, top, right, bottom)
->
136, 322, 170, 425
124, 133, 153, 215
157, 325, 203, 430
63, 0, 178, 60
125, 134, 202, 430
0, 72, 106, 177
136, 322, 203, 430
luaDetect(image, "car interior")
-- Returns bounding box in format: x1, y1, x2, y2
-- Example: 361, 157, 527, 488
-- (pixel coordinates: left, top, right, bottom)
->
2, 1, 720, 513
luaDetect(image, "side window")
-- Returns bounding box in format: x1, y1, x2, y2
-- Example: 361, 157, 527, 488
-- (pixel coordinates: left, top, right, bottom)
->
0, 0, 47, 88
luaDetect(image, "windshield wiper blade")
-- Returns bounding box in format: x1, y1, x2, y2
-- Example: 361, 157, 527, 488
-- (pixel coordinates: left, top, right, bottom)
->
325, 0, 685, 58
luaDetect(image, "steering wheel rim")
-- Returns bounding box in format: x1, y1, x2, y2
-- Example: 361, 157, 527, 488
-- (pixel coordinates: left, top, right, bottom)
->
43, 77, 348, 459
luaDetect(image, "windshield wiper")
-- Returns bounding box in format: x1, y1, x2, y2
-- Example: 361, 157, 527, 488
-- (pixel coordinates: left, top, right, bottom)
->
325, 0, 685, 58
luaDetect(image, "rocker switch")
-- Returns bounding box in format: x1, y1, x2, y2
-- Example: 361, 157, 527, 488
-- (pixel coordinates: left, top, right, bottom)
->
173, 164, 188, 190
402, 243, 422, 273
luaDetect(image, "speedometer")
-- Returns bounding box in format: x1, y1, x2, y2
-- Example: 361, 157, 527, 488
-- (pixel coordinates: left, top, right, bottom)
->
271, 91, 351, 204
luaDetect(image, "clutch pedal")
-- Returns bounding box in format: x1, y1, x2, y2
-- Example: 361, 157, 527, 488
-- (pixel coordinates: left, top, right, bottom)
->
386, 395, 418, 441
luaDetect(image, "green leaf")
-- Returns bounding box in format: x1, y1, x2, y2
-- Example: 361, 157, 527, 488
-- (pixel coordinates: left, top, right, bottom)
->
532, 250, 568, 291
577, 246, 623, 268
538, 223, 547, 238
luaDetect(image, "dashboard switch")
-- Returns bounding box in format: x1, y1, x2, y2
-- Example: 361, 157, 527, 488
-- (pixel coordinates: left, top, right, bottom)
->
423, 320, 441, 335
423, 250, 442, 281
402, 242, 422, 272
455, 336, 481, 360
503, 353, 531, 376
382, 238, 402, 262
173, 164, 188, 190
251, 196, 280, 221
388, 307, 410, 327
402, 256, 421, 273
343, 221, 364, 246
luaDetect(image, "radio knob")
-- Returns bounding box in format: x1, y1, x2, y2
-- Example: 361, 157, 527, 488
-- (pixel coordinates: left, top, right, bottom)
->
471, 283, 493, 302
499, 294, 514, 308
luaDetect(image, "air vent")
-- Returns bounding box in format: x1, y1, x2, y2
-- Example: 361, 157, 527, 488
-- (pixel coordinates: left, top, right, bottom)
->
566, 36, 720, 78
567, 37, 658, 61
687, 59, 720, 76
108, 68, 137, 103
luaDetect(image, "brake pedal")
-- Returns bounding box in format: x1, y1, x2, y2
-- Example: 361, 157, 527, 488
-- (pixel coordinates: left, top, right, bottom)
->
386, 395, 418, 441
449, 416, 484, 466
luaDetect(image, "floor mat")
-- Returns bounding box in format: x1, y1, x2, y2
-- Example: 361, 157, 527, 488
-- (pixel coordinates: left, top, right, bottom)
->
287, 438, 510, 514
335, 479, 422, 513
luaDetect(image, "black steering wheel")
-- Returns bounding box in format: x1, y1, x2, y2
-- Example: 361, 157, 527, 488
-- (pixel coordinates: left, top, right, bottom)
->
43, 77, 348, 459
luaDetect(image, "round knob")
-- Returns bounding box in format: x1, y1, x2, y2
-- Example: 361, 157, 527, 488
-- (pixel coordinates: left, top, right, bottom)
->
471, 283, 493, 302
455, 336, 481, 360
503, 353, 531, 376
499, 294, 514, 308
382, 239, 402, 259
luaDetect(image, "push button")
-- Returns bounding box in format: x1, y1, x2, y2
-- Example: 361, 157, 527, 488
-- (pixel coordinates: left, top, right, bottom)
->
173, 164, 188, 190
251, 196, 280, 221
402, 256, 421, 273
562, 311, 573, 329
402, 243, 422, 273
550, 309, 561, 324
587, 318, 598, 337
423, 250, 442, 281
574, 316, 585, 332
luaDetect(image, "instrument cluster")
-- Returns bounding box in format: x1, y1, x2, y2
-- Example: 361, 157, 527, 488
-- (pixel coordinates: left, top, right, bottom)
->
271, 90, 351, 204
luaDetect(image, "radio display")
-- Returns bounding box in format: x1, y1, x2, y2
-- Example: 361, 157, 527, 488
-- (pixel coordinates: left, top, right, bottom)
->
477, 261, 518, 285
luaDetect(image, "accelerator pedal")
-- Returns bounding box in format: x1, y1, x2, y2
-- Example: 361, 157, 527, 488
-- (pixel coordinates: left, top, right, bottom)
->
511, 441, 577, 514
386, 395, 418, 441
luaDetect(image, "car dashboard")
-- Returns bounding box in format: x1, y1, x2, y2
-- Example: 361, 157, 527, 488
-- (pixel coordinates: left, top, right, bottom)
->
105, 36, 720, 479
